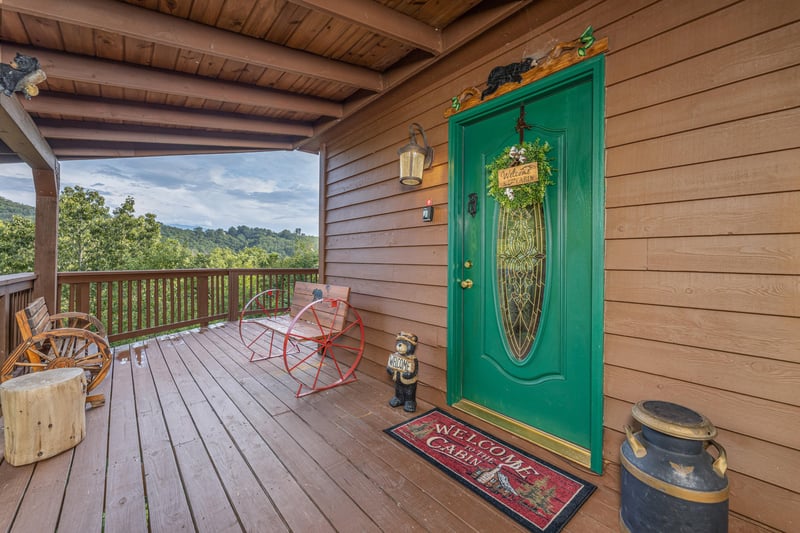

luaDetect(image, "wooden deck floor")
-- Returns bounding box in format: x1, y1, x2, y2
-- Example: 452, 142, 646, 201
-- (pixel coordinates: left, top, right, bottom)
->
0, 322, 621, 532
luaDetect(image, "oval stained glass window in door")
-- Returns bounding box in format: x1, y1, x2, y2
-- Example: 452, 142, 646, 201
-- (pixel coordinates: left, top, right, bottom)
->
496, 204, 546, 361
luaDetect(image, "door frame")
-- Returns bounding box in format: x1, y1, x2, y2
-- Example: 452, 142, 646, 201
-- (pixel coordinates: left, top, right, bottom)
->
446, 56, 605, 473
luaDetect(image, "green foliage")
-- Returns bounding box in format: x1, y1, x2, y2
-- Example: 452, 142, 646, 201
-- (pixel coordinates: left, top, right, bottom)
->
486, 140, 555, 210
0, 196, 35, 221
0, 190, 318, 274
56, 187, 164, 271
0, 215, 35, 274
161, 224, 313, 257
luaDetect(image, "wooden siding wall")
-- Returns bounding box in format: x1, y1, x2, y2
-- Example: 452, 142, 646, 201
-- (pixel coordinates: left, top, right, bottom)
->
318, 0, 799, 529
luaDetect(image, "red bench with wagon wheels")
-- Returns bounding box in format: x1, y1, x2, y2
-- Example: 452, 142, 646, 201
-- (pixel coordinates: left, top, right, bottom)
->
238, 282, 364, 397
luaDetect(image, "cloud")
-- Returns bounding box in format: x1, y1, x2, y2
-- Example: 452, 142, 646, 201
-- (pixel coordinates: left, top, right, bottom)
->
0, 151, 320, 234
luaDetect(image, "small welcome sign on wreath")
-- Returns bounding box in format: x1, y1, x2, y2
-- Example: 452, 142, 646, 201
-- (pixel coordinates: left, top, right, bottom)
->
486, 139, 555, 210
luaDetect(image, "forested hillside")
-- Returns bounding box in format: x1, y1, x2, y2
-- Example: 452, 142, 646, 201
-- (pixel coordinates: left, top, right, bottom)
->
160, 225, 309, 256
0, 191, 318, 274
0, 196, 35, 220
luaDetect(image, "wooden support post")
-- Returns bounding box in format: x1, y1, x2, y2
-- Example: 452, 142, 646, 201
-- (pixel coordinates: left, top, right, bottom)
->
33, 167, 60, 311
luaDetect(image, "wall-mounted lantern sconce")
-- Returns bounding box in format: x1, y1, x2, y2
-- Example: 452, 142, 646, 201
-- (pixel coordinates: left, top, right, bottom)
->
398, 123, 434, 186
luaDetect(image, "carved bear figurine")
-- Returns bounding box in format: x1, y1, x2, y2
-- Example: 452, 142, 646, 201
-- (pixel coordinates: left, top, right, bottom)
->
0, 53, 47, 99
386, 332, 419, 412
481, 57, 535, 100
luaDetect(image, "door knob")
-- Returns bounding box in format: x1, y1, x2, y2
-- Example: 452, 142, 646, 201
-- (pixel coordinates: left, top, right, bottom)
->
460, 279, 473, 289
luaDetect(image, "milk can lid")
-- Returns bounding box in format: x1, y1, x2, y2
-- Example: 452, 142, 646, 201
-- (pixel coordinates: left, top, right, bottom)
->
632, 400, 717, 440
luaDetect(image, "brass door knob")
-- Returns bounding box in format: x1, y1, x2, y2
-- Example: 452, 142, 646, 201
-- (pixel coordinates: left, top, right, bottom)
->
460, 279, 473, 289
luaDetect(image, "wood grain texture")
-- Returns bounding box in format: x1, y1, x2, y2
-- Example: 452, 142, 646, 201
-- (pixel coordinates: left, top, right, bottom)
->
606, 0, 800, 85
608, 66, 800, 147
640, 234, 800, 275
605, 270, 800, 316
607, 19, 800, 116
607, 191, 800, 239
605, 365, 800, 450
606, 149, 800, 208
607, 107, 800, 177
605, 334, 800, 406
605, 301, 800, 363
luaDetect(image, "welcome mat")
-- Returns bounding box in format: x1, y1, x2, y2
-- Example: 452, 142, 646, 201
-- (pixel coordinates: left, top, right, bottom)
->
385, 408, 596, 532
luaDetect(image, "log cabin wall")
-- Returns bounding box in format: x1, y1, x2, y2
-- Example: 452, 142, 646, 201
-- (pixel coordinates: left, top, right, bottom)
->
317, 0, 800, 529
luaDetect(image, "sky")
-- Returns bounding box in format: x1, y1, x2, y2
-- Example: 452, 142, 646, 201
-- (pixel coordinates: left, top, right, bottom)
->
0, 150, 321, 235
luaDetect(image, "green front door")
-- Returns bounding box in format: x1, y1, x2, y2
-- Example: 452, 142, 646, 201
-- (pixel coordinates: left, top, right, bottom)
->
447, 58, 605, 472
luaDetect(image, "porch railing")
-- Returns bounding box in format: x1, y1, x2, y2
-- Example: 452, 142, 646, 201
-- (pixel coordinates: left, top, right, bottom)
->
57, 268, 318, 343
0, 273, 36, 361
0, 269, 317, 362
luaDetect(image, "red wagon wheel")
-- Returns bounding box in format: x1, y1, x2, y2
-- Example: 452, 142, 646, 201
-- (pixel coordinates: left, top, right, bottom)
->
238, 289, 286, 361
0, 329, 112, 393
282, 298, 364, 398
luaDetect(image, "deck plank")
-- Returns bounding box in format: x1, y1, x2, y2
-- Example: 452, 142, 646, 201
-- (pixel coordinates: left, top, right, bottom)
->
0, 423, 34, 533
156, 334, 289, 532
104, 349, 148, 533
10, 449, 71, 532
208, 324, 525, 532
3, 322, 648, 532
175, 331, 335, 532
148, 335, 242, 532
184, 327, 379, 532
58, 359, 114, 532
129, 342, 194, 531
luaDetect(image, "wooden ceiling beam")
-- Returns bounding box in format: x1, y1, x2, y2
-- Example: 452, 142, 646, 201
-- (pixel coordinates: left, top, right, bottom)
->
23, 95, 314, 137
2, 0, 383, 91
7, 46, 343, 118
51, 144, 265, 159
298, 0, 533, 150
379, 1, 532, 88
37, 122, 293, 150
441, 1, 533, 55
0, 91, 58, 175
289, 0, 442, 55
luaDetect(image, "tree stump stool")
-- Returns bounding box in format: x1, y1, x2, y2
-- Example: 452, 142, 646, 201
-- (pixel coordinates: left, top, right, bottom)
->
0, 368, 87, 466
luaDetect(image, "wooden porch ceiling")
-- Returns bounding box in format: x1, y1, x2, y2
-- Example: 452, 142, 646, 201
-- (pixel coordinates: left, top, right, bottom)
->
0, 0, 532, 163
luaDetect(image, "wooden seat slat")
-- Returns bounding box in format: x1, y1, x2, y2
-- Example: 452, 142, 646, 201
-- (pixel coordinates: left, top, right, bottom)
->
27, 302, 51, 335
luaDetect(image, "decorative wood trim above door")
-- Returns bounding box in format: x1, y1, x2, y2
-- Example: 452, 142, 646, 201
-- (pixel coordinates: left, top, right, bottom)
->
444, 33, 608, 118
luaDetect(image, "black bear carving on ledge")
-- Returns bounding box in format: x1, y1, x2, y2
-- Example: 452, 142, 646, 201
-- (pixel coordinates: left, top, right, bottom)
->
481, 57, 535, 100
0, 53, 47, 99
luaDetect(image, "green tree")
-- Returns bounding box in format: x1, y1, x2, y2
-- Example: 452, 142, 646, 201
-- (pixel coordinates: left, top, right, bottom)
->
279, 236, 318, 268
0, 215, 35, 274
139, 238, 195, 270
57, 186, 162, 272
105, 197, 161, 270
0, 190, 318, 273
57, 186, 113, 271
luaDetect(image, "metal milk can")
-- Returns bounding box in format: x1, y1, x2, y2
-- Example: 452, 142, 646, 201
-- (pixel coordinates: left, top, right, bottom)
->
620, 400, 729, 533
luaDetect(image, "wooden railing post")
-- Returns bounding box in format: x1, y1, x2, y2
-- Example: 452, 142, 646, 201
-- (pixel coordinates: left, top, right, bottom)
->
228, 269, 240, 322
0, 288, 10, 363
77, 282, 91, 314
198, 274, 209, 327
